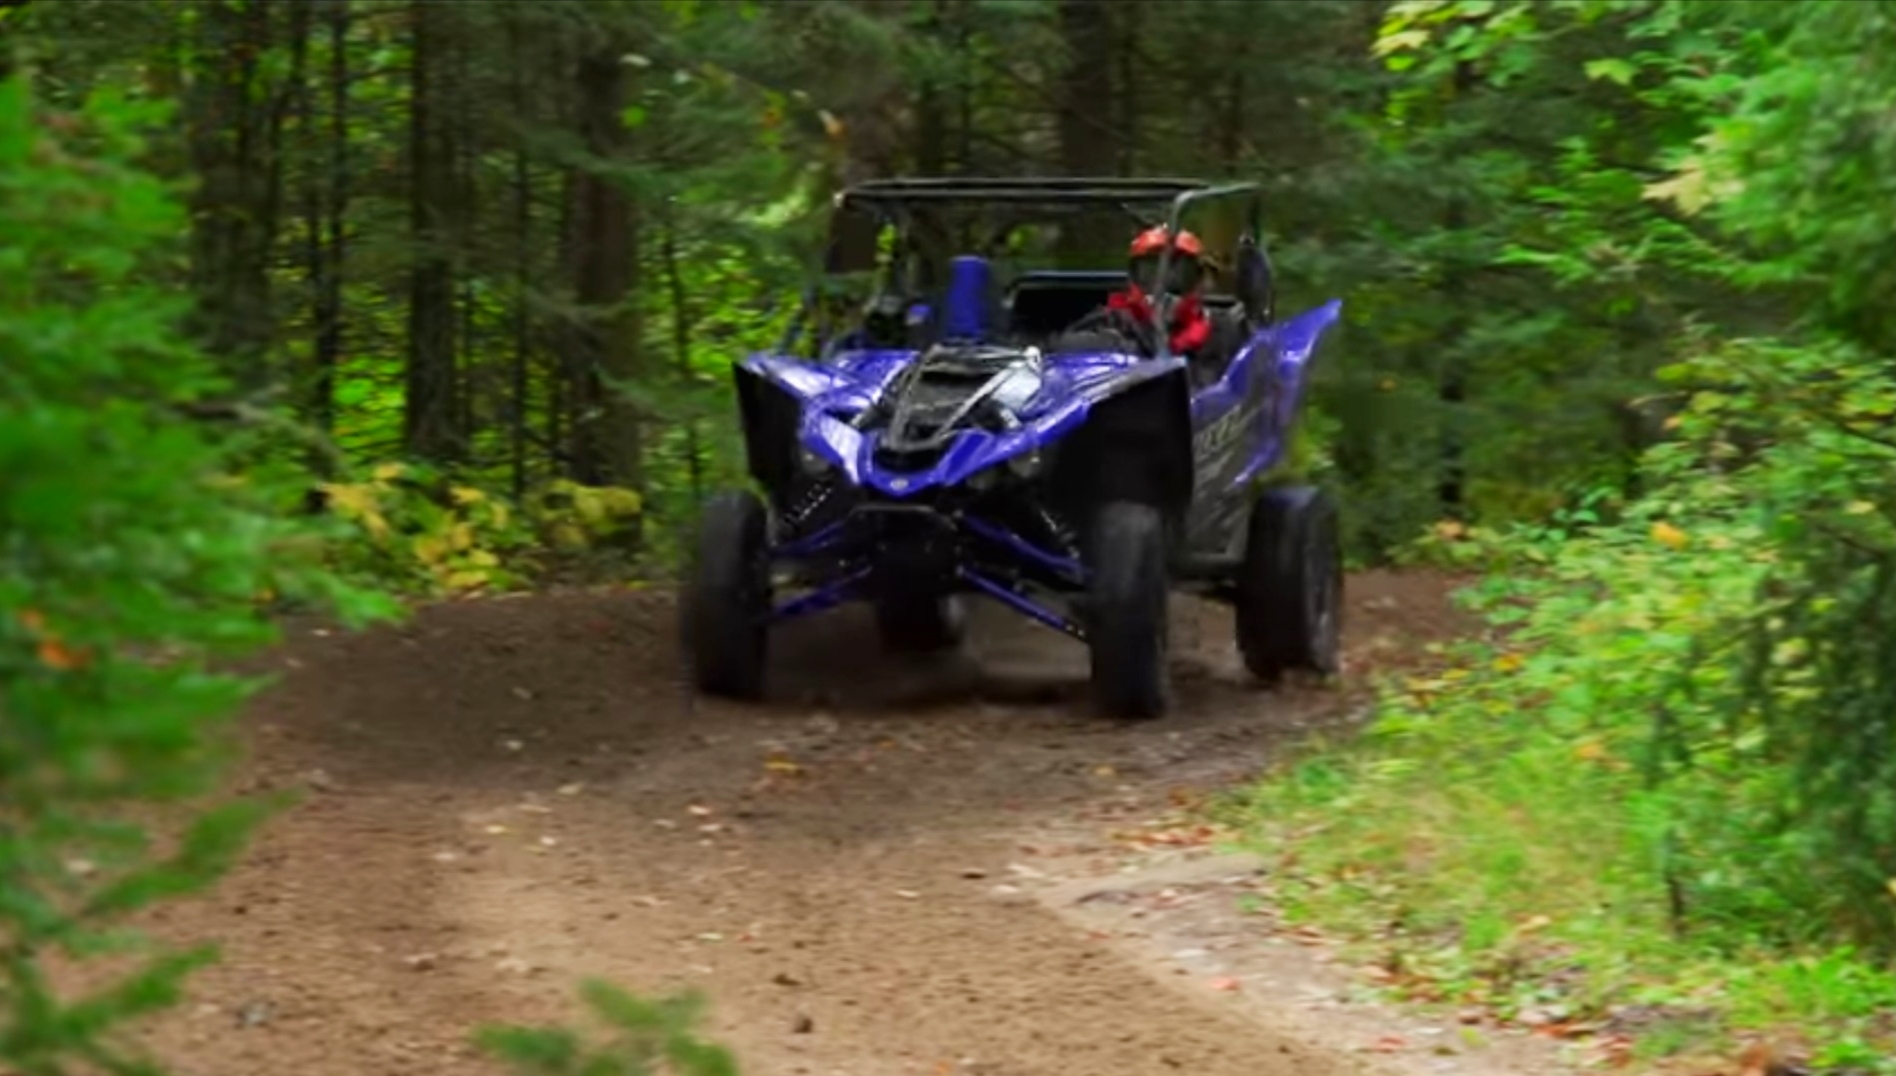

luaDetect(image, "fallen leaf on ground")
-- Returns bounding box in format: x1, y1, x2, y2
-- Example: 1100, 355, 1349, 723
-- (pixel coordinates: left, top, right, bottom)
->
687, 804, 713, 817
1368, 1035, 1407, 1053
1207, 977, 1242, 992
894, 889, 920, 899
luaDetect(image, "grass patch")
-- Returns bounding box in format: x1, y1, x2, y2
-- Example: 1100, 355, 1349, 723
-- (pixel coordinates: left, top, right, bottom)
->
1218, 548, 1896, 1071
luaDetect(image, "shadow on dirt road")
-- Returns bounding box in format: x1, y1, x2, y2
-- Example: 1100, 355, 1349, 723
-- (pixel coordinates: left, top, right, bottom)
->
141, 570, 1468, 1076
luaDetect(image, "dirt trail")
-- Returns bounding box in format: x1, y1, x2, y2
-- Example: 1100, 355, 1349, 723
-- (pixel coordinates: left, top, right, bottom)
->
141, 571, 1480, 1076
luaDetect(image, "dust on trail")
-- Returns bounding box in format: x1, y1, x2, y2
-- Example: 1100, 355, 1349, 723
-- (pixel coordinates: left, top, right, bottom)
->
139, 571, 1468, 1076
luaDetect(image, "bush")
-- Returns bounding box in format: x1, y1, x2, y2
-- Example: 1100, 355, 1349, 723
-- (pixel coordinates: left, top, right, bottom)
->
1231, 333, 1896, 1058
0, 75, 391, 1072
320, 463, 646, 598
478, 982, 737, 1076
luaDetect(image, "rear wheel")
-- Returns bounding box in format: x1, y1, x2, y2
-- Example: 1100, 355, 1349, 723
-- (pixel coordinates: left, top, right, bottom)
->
682, 490, 771, 699
1235, 487, 1343, 684
1086, 501, 1171, 720
875, 594, 966, 654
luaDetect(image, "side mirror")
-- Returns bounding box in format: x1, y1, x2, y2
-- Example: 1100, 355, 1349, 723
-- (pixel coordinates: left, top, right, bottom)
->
825, 206, 882, 274
1235, 238, 1275, 325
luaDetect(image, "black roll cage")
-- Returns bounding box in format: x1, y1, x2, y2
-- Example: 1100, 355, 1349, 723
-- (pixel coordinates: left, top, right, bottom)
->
784, 177, 1273, 359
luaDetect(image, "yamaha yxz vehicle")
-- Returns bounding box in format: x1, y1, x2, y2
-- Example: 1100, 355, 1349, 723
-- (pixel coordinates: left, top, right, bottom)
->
683, 177, 1344, 719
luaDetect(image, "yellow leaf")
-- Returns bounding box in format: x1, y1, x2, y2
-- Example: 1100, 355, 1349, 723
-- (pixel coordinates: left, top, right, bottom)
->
448, 521, 474, 552
1642, 157, 1714, 216
574, 491, 607, 528
764, 757, 804, 776
1847, 501, 1876, 516
445, 569, 489, 591
1574, 740, 1609, 763
323, 482, 378, 520
1373, 27, 1429, 57
488, 501, 511, 529
1650, 521, 1689, 550
1886, 878, 1896, 900
451, 486, 486, 506
413, 535, 449, 566
372, 462, 406, 483
1492, 653, 1523, 673
1434, 519, 1466, 541
467, 549, 500, 569
597, 487, 643, 517
362, 511, 391, 541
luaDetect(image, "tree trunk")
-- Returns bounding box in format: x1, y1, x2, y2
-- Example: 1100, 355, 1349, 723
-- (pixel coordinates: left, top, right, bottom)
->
1117, 3, 1138, 175
185, 0, 282, 391
913, 0, 948, 177
662, 207, 703, 508
567, 38, 643, 496
508, 9, 533, 501
1438, 60, 1477, 519
315, 0, 349, 441
404, 0, 460, 463
292, 0, 344, 451
1055, 0, 1117, 264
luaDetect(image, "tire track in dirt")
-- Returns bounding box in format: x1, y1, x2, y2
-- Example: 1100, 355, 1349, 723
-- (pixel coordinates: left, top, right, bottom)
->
139, 571, 1469, 1076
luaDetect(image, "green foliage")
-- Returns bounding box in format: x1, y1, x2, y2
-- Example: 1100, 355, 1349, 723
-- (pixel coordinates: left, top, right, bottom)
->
0, 73, 391, 1073
1237, 0, 1896, 1062
477, 981, 737, 1076
321, 463, 650, 597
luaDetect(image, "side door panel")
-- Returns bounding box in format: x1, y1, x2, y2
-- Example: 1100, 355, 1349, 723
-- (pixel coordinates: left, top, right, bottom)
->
1182, 300, 1343, 558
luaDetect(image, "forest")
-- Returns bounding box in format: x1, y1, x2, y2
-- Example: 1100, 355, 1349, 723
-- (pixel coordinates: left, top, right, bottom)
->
6, 0, 1896, 1072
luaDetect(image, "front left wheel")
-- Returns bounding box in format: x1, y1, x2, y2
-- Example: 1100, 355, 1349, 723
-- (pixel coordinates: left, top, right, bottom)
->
682, 489, 771, 700
1085, 501, 1171, 720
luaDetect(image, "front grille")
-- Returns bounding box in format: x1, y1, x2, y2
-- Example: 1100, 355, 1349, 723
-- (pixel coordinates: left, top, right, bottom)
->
872, 444, 947, 473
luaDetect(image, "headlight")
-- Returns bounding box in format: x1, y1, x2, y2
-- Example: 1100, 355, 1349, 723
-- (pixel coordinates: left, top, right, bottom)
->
797, 445, 832, 477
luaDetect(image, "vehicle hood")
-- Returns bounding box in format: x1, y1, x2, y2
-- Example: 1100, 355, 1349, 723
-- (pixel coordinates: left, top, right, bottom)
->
740, 347, 1185, 499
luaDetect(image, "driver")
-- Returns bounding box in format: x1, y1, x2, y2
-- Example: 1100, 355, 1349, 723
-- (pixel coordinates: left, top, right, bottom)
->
1102, 226, 1213, 357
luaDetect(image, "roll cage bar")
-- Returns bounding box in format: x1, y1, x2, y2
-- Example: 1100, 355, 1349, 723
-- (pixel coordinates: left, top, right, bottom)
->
788, 177, 1270, 358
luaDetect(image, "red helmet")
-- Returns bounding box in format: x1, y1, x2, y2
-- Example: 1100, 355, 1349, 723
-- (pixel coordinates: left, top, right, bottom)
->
1128, 227, 1205, 296
1129, 226, 1203, 259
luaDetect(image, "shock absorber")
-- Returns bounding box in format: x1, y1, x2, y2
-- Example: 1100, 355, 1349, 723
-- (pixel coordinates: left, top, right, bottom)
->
1035, 503, 1080, 561
784, 476, 838, 532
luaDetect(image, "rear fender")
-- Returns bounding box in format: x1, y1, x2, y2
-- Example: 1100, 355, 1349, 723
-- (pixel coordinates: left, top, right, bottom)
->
1265, 300, 1343, 452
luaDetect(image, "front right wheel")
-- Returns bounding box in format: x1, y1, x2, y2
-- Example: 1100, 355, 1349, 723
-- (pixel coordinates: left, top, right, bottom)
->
1085, 500, 1171, 720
